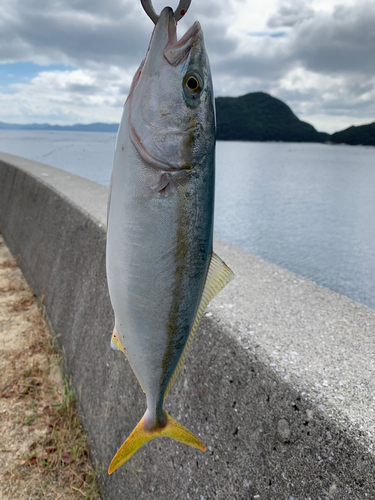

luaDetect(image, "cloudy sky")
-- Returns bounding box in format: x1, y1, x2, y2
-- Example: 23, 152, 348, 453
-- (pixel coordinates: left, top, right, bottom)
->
0, 0, 374, 133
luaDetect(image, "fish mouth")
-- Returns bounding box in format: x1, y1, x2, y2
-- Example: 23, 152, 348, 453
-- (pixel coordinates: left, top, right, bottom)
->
164, 19, 202, 67
146, 7, 202, 70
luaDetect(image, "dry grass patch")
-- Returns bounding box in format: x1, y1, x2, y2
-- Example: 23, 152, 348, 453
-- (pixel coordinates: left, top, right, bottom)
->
0, 235, 101, 499
0, 281, 27, 295
0, 255, 20, 269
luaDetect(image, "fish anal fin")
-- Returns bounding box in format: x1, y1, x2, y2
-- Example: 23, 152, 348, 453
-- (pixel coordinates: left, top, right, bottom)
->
110, 327, 126, 355
165, 252, 234, 397
108, 410, 205, 475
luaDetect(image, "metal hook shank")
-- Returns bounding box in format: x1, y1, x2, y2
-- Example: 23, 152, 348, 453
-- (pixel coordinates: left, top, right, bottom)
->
141, 0, 192, 24
174, 0, 192, 22
141, 0, 159, 24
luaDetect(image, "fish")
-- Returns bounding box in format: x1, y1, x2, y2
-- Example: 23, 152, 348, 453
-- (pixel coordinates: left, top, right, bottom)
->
106, 6, 234, 474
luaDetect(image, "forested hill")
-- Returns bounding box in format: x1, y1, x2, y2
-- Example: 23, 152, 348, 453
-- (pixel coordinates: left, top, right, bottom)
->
329, 122, 375, 146
215, 92, 329, 143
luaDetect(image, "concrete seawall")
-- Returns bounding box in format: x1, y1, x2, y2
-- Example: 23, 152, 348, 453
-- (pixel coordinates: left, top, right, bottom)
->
1, 151, 374, 499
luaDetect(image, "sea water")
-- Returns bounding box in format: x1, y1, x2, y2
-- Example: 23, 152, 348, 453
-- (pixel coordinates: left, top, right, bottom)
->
1, 130, 375, 310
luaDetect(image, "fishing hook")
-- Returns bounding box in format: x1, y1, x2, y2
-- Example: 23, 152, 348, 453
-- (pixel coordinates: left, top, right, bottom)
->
140, 0, 192, 24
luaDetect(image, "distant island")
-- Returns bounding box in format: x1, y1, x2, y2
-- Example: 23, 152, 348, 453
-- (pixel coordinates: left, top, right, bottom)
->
329, 122, 375, 147
0, 92, 374, 146
215, 92, 329, 143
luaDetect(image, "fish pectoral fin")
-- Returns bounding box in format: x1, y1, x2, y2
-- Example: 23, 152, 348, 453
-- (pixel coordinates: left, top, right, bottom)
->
149, 172, 174, 196
108, 411, 205, 475
165, 252, 234, 397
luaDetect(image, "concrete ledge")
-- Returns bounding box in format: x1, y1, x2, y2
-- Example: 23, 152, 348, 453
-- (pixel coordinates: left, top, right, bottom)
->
1, 151, 374, 499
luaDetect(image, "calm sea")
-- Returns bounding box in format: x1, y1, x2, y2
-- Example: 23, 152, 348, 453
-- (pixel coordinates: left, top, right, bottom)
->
1, 130, 375, 310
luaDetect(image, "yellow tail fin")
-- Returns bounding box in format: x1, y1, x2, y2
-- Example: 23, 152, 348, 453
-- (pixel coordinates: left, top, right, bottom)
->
108, 411, 205, 474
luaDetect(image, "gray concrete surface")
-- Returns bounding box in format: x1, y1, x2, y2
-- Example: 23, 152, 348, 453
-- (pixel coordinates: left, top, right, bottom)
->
1, 151, 374, 499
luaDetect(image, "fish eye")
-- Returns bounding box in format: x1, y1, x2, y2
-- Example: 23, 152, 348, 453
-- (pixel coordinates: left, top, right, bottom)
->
187, 76, 199, 91
184, 73, 201, 95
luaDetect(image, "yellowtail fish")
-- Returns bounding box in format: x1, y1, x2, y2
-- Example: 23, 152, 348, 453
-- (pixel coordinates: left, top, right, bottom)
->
106, 6, 234, 474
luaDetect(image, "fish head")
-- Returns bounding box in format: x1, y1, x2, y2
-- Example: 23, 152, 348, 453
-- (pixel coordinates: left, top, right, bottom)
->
128, 7, 215, 172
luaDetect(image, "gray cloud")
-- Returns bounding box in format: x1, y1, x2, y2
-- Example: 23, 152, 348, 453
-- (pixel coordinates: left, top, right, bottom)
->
274, 70, 375, 131
0, 0, 237, 68
272, 1, 375, 75
182, 0, 227, 19
212, 50, 294, 82
211, 1, 375, 84
268, 1, 315, 28
67, 83, 101, 94
201, 25, 239, 58
0, 0, 151, 67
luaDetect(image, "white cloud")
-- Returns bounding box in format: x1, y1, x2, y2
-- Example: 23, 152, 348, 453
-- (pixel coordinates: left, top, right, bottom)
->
0, 67, 135, 124
271, 68, 375, 132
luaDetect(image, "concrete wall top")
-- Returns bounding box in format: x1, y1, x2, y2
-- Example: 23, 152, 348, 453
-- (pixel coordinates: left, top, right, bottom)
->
0, 152, 108, 226
1, 151, 374, 499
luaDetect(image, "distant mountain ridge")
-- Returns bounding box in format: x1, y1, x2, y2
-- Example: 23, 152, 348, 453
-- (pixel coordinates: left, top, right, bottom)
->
0, 122, 119, 133
0, 92, 373, 146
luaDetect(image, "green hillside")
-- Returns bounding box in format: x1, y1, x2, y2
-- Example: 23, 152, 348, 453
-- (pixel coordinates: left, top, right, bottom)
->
330, 122, 375, 146
215, 92, 329, 143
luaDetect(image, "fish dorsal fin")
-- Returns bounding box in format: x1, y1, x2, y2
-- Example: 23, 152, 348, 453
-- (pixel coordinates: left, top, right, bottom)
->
165, 252, 234, 397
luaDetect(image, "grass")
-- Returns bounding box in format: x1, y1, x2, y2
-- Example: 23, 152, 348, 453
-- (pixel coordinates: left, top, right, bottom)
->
0, 235, 101, 499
